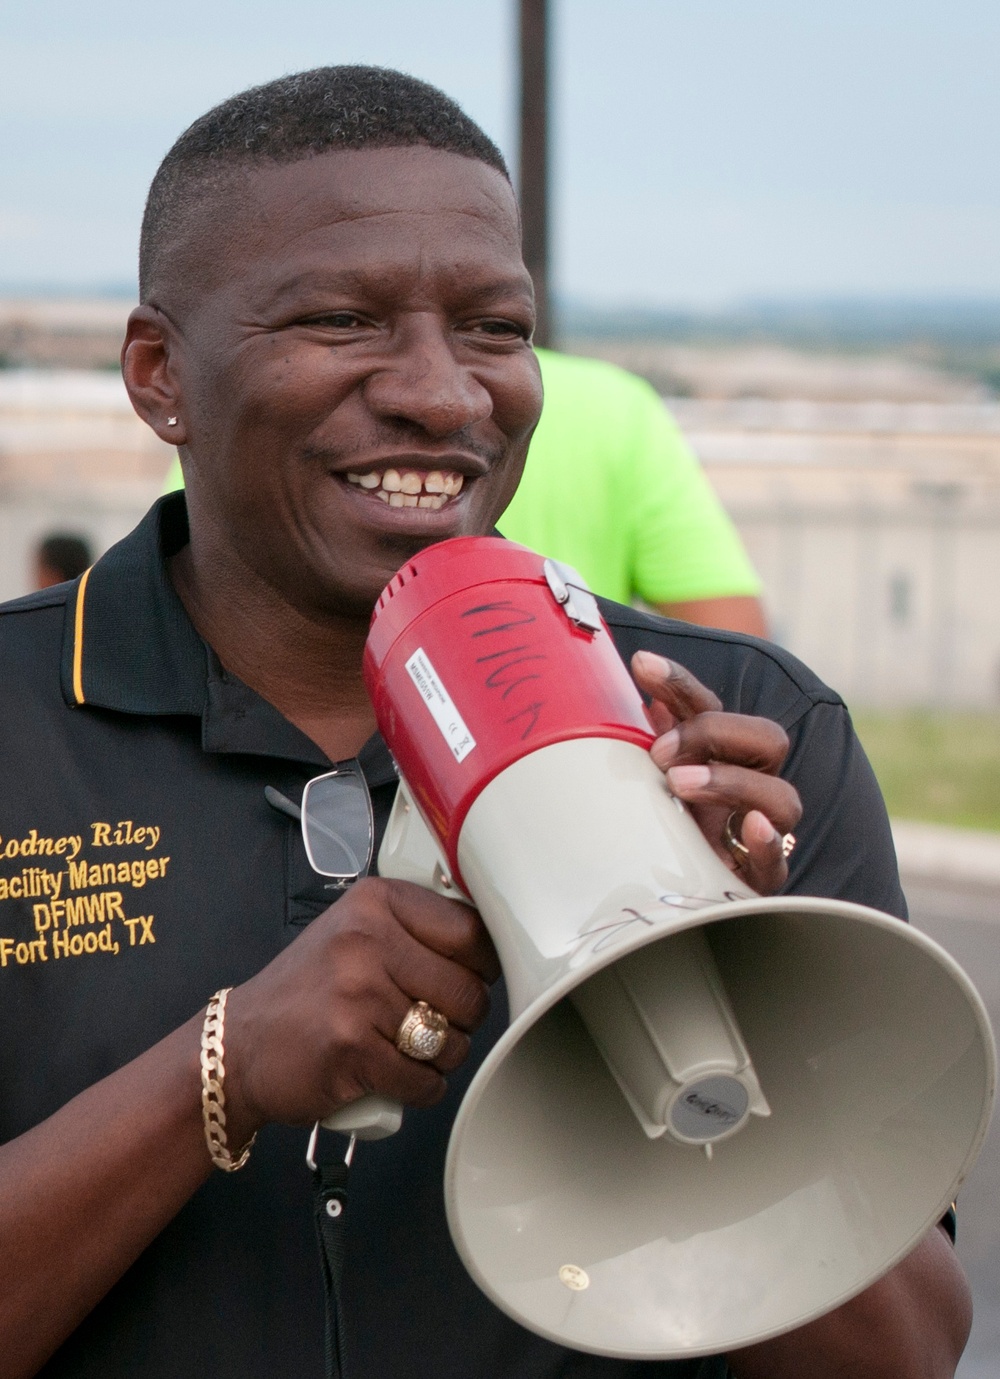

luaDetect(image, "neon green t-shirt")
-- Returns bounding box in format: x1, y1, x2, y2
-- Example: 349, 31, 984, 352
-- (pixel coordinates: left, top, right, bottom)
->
499, 349, 760, 606
162, 348, 760, 608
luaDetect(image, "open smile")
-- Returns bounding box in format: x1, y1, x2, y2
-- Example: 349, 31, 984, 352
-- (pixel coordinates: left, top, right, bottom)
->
343, 468, 466, 510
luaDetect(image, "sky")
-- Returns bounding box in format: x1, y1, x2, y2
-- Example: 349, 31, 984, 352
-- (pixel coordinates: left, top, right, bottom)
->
1, 0, 999, 307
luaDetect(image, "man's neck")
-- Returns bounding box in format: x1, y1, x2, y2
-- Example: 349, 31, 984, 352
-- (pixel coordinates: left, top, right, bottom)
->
168, 543, 378, 763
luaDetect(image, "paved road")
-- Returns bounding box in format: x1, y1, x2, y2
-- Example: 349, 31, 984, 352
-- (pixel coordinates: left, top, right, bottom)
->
905, 878, 1000, 1379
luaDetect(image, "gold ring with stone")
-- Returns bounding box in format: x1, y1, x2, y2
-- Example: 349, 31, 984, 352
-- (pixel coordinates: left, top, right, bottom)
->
395, 1001, 449, 1061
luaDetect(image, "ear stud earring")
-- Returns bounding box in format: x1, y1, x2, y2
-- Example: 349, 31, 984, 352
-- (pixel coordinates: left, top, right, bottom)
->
166, 416, 178, 427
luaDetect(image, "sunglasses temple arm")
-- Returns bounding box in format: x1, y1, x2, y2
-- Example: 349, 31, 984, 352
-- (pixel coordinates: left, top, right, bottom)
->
264, 786, 302, 822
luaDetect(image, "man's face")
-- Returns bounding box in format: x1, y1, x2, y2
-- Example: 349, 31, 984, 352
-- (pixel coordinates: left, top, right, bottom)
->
165, 146, 541, 617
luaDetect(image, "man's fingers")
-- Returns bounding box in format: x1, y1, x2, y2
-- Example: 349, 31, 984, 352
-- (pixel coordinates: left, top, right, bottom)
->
630, 652, 798, 900
730, 809, 791, 894
357, 1037, 450, 1109
383, 880, 501, 985
646, 697, 677, 736
651, 711, 790, 776
665, 763, 802, 836
392, 942, 491, 1035
632, 650, 722, 720
378, 988, 473, 1077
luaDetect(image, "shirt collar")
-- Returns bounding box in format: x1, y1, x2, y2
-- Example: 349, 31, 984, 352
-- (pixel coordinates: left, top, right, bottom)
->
60, 492, 397, 784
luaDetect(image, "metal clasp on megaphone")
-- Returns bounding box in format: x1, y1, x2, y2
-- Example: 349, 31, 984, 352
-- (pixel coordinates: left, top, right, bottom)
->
542, 558, 603, 633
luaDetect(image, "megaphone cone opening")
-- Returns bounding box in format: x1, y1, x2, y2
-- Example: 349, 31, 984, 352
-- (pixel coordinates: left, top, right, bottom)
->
444, 898, 995, 1360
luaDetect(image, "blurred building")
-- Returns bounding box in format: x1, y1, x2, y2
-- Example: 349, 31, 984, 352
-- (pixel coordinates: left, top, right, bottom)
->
0, 370, 169, 596
675, 396, 1000, 708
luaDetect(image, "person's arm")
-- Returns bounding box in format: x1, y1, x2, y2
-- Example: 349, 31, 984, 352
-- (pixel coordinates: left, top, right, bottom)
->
627, 392, 765, 622
728, 1224, 971, 1379
654, 595, 769, 638
0, 879, 496, 1379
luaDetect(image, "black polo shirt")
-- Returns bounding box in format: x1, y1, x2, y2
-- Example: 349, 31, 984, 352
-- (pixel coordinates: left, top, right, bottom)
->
0, 494, 905, 1379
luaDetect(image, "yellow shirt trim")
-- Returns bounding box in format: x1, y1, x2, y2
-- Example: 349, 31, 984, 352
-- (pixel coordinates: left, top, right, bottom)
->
72, 566, 93, 705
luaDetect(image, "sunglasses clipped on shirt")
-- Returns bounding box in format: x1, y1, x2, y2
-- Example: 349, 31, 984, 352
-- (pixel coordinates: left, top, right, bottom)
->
265, 762, 374, 888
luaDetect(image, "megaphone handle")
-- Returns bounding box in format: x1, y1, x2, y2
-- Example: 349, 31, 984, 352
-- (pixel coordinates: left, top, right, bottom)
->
320, 1093, 404, 1140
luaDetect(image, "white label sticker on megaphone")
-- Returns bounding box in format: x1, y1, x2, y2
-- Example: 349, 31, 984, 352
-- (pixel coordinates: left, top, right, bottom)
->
405, 648, 477, 763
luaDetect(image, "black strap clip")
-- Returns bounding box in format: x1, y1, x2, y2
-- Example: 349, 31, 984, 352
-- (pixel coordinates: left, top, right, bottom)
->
308, 1124, 356, 1379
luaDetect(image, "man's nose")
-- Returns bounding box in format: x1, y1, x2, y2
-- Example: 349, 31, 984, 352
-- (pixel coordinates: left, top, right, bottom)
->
363, 316, 494, 437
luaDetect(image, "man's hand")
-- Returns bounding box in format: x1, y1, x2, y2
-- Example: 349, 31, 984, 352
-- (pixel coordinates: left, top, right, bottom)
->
221, 878, 500, 1144
632, 650, 802, 895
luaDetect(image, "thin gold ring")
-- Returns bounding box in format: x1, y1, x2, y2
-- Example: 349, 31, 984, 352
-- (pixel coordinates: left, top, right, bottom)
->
395, 1001, 448, 1061
723, 811, 751, 865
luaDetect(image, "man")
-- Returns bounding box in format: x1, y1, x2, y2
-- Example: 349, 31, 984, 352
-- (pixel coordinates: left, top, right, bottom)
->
0, 67, 969, 1378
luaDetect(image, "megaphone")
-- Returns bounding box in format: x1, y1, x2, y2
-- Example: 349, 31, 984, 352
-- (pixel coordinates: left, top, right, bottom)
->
319, 536, 995, 1361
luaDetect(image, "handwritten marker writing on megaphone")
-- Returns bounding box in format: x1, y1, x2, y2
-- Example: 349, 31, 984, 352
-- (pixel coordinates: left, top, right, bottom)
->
311, 535, 995, 1361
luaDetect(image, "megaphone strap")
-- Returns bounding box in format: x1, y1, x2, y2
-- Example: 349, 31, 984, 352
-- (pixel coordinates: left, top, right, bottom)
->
311, 1149, 352, 1379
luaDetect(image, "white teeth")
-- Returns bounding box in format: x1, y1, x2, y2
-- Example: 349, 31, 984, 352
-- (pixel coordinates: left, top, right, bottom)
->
345, 467, 464, 506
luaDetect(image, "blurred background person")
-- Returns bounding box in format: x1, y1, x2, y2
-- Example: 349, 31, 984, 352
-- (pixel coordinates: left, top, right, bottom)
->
33, 532, 92, 589
499, 348, 768, 634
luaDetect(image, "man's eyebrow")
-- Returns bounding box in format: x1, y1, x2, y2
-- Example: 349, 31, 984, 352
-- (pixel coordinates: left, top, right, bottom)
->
453, 275, 535, 305
263, 268, 379, 301
260, 267, 534, 310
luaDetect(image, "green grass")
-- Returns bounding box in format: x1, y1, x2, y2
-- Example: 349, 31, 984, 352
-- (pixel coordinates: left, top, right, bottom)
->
851, 712, 1000, 833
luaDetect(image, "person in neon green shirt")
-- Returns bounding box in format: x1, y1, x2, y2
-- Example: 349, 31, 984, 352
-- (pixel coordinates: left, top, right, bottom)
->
501, 349, 766, 635
164, 348, 766, 635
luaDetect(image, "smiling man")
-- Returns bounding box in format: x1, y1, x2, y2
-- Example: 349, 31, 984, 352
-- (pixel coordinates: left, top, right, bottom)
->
0, 67, 971, 1379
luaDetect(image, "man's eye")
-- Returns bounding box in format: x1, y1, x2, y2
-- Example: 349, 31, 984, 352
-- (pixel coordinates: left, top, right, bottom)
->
470, 319, 530, 339
303, 312, 368, 329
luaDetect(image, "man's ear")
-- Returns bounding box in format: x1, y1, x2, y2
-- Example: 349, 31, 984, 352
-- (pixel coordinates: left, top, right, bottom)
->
121, 305, 187, 445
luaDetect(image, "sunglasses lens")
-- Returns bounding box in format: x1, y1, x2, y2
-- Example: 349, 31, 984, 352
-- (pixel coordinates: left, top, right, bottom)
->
301, 768, 373, 879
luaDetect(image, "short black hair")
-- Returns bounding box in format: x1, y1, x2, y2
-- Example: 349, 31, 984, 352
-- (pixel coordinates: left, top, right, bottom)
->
139, 65, 510, 301
36, 533, 93, 583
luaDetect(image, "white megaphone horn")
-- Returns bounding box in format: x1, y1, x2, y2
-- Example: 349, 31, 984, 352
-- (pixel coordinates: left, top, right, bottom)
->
311, 536, 995, 1362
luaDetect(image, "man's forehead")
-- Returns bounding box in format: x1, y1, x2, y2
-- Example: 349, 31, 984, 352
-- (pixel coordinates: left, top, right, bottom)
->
160, 145, 525, 319
214, 147, 525, 300
249, 145, 518, 231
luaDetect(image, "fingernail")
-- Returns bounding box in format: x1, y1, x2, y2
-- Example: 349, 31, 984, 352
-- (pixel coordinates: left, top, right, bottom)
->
743, 810, 778, 845
667, 765, 711, 792
655, 728, 680, 763
634, 650, 671, 677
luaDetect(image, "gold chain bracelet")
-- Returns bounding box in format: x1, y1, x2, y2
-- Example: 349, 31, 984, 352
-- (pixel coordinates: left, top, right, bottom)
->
200, 987, 256, 1172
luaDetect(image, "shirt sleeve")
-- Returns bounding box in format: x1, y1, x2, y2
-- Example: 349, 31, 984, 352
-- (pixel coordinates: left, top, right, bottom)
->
780, 699, 907, 918
627, 393, 762, 605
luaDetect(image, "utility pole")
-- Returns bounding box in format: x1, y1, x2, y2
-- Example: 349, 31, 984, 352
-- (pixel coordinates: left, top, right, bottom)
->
519, 0, 551, 346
